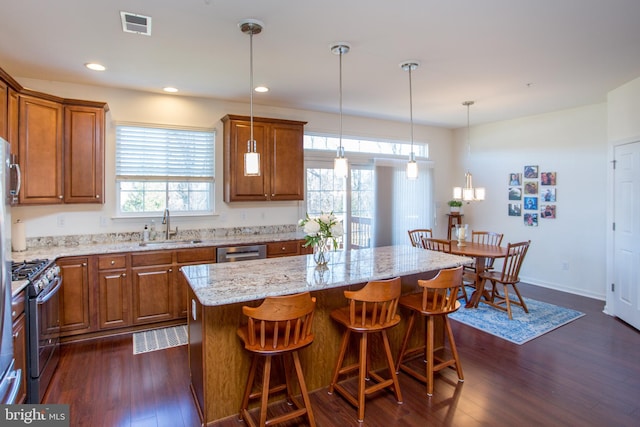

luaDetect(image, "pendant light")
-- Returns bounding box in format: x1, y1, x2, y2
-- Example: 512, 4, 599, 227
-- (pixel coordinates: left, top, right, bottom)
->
331, 43, 350, 178
400, 61, 420, 180
239, 19, 263, 176
453, 101, 485, 201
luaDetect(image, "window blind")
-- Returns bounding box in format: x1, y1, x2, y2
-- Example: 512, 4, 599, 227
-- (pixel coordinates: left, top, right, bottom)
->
116, 125, 215, 178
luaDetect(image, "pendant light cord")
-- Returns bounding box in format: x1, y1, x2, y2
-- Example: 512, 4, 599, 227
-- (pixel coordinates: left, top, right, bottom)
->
339, 49, 343, 155
409, 66, 414, 153
249, 30, 254, 147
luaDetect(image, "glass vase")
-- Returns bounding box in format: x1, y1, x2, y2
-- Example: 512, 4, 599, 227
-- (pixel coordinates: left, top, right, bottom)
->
313, 238, 330, 267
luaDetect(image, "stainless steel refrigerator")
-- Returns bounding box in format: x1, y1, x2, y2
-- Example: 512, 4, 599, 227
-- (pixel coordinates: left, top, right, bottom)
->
0, 137, 21, 403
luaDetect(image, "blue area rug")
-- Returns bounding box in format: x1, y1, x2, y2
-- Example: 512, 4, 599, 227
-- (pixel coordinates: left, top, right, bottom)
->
449, 290, 585, 345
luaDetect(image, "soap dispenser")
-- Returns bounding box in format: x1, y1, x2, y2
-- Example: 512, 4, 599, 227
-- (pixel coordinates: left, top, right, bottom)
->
149, 220, 157, 241
143, 225, 150, 242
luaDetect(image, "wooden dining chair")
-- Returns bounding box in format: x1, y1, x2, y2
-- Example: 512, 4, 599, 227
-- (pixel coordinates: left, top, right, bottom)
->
408, 229, 432, 248
422, 237, 467, 303
470, 231, 504, 270
328, 277, 403, 422
421, 237, 452, 253
237, 292, 317, 427
395, 266, 464, 396
478, 240, 531, 320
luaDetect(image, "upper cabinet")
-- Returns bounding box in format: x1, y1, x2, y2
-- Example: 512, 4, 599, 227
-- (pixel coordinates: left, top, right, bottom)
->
0, 65, 108, 205
18, 94, 64, 204
64, 103, 105, 203
222, 115, 307, 202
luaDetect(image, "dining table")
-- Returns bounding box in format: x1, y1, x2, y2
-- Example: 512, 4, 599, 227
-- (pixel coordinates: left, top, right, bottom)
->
449, 240, 508, 308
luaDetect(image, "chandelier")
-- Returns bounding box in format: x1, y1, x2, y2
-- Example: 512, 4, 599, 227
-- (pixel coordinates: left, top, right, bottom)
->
453, 101, 485, 201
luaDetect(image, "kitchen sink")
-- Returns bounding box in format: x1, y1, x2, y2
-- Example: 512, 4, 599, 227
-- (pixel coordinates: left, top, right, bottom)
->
139, 239, 204, 246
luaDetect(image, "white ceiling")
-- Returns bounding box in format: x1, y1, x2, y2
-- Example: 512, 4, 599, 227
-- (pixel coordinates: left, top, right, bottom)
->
2, 0, 640, 128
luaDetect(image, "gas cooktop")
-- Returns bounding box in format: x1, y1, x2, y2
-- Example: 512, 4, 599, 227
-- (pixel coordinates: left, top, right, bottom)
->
11, 259, 51, 282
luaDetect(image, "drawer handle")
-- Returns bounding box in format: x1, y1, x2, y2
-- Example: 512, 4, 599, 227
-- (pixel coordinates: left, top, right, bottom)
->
282, 247, 286, 251
168, 268, 173, 273
121, 273, 127, 278
82, 263, 87, 266
96, 194, 100, 199
13, 331, 19, 339
111, 260, 115, 265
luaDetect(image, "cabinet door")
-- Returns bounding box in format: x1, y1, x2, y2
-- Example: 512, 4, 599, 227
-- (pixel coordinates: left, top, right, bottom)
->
58, 257, 92, 335
131, 265, 174, 324
64, 105, 105, 203
18, 95, 63, 204
8, 88, 19, 156
224, 118, 269, 201
98, 269, 131, 329
0, 79, 7, 140
269, 122, 304, 200
12, 312, 27, 404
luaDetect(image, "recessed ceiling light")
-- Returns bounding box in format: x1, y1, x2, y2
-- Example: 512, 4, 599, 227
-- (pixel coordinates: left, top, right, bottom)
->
255, 86, 269, 93
85, 63, 106, 71
163, 87, 179, 93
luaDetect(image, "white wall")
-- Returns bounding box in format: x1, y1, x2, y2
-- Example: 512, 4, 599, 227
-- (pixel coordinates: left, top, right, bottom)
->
11, 78, 455, 238
452, 103, 608, 299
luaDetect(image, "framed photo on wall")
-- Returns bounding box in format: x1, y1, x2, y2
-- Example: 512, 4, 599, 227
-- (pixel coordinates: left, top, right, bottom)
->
541, 171, 556, 185
509, 187, 522, 200
541, 187, 556, 202
524, 181, 538, 194
524, 165, 538, 179
524, 213, 538, 227
509, 173, 522, 186
524, 197, 538, 210
508, 203, 522, 216
541, 204, 556, 219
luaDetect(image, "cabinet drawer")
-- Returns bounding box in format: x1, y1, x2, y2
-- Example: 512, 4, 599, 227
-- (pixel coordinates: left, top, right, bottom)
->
176, 247, 216, 264
131, 251, 173, 267
11, 291, 25, 322
98, 254, 127, 270
267, 241, 300, 257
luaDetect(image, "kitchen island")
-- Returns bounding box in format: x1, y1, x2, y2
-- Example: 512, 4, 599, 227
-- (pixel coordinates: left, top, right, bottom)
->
181, 245, 472, 424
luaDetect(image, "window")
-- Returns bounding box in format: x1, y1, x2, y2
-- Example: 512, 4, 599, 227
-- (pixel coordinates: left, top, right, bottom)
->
116, 124, 215, 215
304, 135, 432, 250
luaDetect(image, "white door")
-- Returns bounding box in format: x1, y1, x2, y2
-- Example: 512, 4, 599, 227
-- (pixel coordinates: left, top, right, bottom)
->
612, 141, 640, 329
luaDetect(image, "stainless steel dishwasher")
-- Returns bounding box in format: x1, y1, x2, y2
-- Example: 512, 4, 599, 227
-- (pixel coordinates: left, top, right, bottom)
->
216, 244, 267, 263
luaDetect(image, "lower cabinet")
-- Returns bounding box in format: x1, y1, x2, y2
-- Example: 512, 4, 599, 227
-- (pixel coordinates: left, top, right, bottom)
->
57, 240, 302, 340
11, 291, 27, 404
131, 251, 174, 325
96, 254, 130, 330
58, 256, 93, 336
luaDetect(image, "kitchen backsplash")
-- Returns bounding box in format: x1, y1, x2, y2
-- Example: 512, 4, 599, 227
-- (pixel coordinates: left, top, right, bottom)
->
24, 224, 299, 250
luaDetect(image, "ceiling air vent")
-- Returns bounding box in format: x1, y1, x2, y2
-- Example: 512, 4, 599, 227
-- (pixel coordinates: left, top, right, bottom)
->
120, 11, 152, 36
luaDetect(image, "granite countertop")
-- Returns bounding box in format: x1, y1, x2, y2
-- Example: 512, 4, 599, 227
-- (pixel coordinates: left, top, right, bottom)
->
11, 231, 308, 263
10, 231, 307, 297
181, 245, 474, 307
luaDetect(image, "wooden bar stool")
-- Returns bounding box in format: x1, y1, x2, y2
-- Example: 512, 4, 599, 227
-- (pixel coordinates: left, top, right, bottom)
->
395, 266, 464, 396
237, 292, 317, 427
328, 277, 403, 422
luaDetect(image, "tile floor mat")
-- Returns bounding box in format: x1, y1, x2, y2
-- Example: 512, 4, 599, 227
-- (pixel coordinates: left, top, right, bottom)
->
133, 325, 188, 354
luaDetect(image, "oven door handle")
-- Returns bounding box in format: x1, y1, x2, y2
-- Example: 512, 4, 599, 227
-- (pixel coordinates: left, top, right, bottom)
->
36, 277, 62, 305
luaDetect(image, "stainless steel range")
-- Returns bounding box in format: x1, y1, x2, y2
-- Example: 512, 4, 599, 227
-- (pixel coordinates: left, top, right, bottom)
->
11, 258, 61, 403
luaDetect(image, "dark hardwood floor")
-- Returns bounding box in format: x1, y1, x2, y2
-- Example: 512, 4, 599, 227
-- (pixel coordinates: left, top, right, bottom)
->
44, 283, 640, 427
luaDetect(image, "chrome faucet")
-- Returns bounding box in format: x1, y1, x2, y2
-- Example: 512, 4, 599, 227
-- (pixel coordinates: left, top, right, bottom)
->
162, 209, 178, 240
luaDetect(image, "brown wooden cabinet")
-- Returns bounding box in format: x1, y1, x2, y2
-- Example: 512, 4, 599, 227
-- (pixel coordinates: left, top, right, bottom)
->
222, 115, 306, 202
97, 254, 131, 330
0, 78, 7, 140
266, 240, 301, 258
18, 93, 64, 204
175, 247, 215, 318
58, 256, 94, 336
131, 251, 175, 325
11, 291, 27, 404
64, 104, 105, 203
